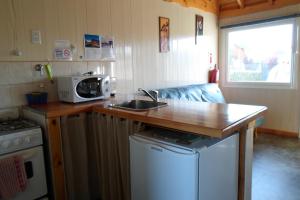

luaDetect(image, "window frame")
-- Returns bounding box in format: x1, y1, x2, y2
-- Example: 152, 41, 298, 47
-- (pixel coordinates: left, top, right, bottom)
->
221, 18, 299, 89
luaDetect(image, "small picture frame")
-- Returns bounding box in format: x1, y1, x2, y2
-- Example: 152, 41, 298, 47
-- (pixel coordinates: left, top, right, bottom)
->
84, 34, 100, 48
159, 17, 170, 53
195, 15, 203, 44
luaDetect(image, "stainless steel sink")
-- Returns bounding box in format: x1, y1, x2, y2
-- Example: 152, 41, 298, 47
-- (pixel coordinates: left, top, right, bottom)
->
109, 100, 167, 111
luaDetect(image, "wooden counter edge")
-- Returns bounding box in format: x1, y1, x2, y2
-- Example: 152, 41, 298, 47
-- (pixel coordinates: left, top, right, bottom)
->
93, 106, 267, 138
23, 101, 108, 118
45, 106, 94, 118
93, 106, 223, 137
222, 107, 268, 135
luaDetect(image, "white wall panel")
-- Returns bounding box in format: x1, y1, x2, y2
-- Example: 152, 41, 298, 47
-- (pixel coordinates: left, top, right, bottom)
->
86, 0, 111, 34
0, 0, 218, 107
0, 0, 14, 59
73, 0, 88, 60
18, 0, 47, 60
57, 0, 78, 56
221, 87, 299, 132
43, 0, 60, 59
130, 0, 218, 91
111, 0, 132, 93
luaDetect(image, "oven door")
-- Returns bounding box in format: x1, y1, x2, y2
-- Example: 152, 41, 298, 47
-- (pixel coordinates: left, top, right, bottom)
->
0, 146, 48, 200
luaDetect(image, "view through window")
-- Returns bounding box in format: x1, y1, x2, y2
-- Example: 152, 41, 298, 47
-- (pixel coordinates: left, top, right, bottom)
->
226, 21, 294, 84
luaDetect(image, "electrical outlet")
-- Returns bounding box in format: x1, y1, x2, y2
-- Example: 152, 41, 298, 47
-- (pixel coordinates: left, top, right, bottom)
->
31, 30, 42, 44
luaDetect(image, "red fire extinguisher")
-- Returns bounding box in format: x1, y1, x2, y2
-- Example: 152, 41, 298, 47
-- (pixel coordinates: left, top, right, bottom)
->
209, 64, 219, 83
208, 53, 219, 83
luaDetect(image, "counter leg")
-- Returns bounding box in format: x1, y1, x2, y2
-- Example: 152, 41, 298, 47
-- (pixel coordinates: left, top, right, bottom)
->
47, 117, 67, 200
238, 121, 255, 200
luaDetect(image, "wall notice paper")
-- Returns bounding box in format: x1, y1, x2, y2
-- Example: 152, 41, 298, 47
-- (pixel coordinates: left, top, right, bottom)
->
84, 34, 101, 60
101, 37, 115, 60
54, 40, 72, 60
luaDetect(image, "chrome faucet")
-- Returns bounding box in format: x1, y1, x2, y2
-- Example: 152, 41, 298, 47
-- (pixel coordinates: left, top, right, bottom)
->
138, 88, 159, 102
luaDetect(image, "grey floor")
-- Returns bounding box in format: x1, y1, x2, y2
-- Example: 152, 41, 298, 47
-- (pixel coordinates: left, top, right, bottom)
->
252, 134, 300, 200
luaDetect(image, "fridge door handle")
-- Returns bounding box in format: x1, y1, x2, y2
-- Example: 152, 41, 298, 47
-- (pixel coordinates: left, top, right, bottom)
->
130, 136, 196, 155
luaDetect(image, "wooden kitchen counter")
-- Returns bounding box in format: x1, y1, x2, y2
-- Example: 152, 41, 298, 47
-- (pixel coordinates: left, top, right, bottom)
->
27, 96, 267, 138
25, 99, 111, 118
93, 98, 267, 138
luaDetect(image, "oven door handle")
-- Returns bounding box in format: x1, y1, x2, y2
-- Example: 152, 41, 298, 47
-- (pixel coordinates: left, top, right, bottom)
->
24, 161, 34, 179
22, 151, 37, 179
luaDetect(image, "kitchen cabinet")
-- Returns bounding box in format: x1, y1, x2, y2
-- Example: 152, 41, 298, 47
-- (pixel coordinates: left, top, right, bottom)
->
22, 103, 142, 200
60, 113, 100, 200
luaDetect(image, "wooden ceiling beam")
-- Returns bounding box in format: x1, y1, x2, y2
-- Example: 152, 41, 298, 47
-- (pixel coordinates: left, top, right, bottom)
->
237, 0, 245, 8
220, 2, 240, 11
163, 0, 219, 14
220, 0, 300, 18
164, 0, 300, 18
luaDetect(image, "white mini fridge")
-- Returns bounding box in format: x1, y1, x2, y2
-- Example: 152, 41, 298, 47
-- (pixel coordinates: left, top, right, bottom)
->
129, 129, 239, 200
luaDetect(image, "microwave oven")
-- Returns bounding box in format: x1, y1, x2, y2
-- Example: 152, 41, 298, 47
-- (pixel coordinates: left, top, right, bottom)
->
57, 74, 111, 103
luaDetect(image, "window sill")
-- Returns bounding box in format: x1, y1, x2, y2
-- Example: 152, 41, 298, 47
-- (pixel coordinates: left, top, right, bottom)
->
221, 82, 296, 90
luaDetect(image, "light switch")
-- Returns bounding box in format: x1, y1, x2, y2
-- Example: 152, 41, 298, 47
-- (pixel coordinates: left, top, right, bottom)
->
31, 30, 42, 44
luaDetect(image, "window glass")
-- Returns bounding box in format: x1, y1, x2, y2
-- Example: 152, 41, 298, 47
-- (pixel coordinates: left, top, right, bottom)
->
227, 23, 294, 84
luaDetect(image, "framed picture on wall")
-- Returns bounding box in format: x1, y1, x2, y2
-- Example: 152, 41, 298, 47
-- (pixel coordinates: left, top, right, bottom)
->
159, 17, 170, 53
195, 15, 203, 44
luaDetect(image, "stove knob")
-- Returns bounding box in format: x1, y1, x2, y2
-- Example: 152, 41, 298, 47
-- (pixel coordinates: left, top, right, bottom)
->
24, 137, 31, 144
13, 138, 21, 146
1, 141, 11, 148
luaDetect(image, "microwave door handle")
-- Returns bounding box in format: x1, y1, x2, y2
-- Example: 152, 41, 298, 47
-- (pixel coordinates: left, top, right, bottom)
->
98, 78, 104, 96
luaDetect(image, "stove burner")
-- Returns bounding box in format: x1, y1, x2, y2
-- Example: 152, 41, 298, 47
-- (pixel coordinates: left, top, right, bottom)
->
0, 119, 38, 133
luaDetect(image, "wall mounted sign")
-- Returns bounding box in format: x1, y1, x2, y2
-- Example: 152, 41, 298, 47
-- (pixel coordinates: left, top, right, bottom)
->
54, 40, 72, 60
83, 34, 116, 60
159, 17, 170, 53
101, 36, 115, 60
195, 15, 203, 44
84, 34, 101, 60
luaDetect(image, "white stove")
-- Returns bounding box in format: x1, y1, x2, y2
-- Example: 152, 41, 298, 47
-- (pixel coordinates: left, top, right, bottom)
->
0, 118, 48, 200
0, 119, 43, 155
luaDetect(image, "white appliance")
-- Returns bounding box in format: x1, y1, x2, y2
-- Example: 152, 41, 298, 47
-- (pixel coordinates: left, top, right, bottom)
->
0, 119, 48, 200
130, 129, 239, 200
57, 74, 110, 103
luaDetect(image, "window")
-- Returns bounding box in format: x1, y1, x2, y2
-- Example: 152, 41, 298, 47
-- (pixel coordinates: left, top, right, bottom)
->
223, 19, 297, 88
